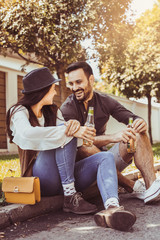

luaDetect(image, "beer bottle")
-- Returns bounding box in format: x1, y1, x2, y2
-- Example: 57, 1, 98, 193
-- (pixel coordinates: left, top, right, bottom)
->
127, 117, 136, 153
83, 107, 94, 146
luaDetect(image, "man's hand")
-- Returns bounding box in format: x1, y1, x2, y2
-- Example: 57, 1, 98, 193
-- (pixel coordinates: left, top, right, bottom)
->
132, 118, 147, 133
73, 126, 96, 143
113, 128, 136, 143
93, 118, 147, 148
64, 120, 80, 136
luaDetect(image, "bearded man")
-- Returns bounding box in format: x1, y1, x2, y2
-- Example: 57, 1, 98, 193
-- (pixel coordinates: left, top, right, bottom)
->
60, 61, 160, 207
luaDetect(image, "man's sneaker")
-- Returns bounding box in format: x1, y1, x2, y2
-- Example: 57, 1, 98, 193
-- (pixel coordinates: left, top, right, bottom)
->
63, 192, 98, 214
131, 180, 146, 200
144, 179, 160, 204
94, 206, 136, 231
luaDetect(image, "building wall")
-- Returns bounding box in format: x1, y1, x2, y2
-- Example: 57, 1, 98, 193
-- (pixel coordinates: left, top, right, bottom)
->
17, 75, 23, 100
106, 94, 160, 143
0, 71, 7, 149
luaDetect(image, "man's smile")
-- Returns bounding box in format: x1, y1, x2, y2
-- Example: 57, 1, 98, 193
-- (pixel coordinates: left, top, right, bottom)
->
74, 90, 84, 98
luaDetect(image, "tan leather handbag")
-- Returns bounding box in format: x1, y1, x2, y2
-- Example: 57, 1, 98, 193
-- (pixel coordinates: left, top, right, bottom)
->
2, 177, 41, 205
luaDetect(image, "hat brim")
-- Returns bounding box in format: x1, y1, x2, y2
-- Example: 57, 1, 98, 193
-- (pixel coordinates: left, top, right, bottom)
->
22, 78, 61, 94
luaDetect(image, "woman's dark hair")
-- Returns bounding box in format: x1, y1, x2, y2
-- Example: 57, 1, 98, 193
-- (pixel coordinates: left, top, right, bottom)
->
66, 61, 93, 79
6, 85, 58, 143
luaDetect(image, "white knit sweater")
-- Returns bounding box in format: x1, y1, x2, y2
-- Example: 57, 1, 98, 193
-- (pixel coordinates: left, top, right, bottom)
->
10, 106, 82, 151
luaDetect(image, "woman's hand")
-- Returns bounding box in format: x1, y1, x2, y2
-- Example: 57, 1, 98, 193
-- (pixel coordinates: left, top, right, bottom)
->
64, 120, 80, 136
73, 126, 96, 143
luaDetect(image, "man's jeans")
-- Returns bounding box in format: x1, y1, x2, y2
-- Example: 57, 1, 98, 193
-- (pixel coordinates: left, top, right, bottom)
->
33, 138, 118, 204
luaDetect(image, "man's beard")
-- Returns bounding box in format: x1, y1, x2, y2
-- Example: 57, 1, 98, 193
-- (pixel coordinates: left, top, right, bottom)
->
73, 84, 92, 102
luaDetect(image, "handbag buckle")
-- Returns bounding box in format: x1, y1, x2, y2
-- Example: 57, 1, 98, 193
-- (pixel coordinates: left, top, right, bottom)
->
14, 186, 19, 193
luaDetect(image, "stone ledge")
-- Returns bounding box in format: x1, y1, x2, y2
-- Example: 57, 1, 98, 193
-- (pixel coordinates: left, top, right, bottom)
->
0, 195, 63, 229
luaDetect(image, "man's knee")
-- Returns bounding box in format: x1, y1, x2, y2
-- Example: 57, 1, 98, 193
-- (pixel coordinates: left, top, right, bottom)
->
135, 132, 153, 157
136, 132, 151, 146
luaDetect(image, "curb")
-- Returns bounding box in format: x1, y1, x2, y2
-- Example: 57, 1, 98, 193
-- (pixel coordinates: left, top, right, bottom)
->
0, 195, 63, 230
0, 163, 160, 230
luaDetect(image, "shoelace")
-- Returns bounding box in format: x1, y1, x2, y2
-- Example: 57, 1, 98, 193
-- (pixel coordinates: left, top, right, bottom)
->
70, 192, 82, 207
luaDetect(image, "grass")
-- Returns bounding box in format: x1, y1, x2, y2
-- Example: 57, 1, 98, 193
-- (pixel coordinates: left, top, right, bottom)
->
0, 153, 20, 189
0, 154, 20, 180
152, 142, 160, 157
0, 143, 160, 204
0, 154, 21, 205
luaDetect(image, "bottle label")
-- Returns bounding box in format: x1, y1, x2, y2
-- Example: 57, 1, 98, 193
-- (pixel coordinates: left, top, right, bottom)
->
127, 117, 136, 153
83, 107, 94, 147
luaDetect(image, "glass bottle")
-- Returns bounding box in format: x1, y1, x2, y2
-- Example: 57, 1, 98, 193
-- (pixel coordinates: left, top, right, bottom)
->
83, 107, 94, 147
127, 117, 136, 153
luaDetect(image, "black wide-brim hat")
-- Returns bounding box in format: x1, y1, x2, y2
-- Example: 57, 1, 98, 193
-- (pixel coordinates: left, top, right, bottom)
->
22, 67, 61, 94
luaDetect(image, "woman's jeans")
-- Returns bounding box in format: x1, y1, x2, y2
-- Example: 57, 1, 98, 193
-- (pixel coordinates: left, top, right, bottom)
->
33, 138, 118, 204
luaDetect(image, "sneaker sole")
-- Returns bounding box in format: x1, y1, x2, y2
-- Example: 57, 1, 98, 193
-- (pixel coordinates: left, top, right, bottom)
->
63, 207, 97, 215
130, 192, 145, 200
144, 188, 160, 204
94, 210, 136, 231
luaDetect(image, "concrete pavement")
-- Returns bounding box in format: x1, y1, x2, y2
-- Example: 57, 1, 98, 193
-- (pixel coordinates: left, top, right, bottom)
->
2, 193, 160, 240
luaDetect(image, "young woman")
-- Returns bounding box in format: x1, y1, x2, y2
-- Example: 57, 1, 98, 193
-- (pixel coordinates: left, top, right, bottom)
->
6, 67, 136, 231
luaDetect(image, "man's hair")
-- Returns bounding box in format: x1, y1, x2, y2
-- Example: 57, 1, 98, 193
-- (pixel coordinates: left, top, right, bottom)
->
66, 61, 93, 79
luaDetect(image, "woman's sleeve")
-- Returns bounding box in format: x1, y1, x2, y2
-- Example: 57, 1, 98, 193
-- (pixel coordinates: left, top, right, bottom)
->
10, 107, 73, 150
56, 109, 83, 147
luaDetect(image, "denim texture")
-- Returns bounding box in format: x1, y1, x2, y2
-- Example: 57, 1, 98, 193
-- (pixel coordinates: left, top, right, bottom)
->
33, 138, 118, 203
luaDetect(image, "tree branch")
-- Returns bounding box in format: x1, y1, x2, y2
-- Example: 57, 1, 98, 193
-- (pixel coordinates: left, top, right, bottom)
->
17, 52, 43, 66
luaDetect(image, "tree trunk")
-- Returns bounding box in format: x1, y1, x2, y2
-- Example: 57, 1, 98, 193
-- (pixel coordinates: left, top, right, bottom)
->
55, 63, 68, 104
147, 94, 153, 144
